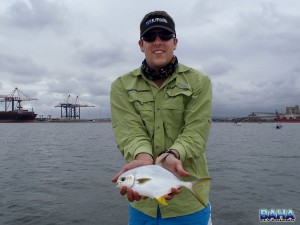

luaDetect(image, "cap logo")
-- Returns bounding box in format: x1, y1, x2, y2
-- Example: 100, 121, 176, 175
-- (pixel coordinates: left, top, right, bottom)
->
145, 18, 168, 26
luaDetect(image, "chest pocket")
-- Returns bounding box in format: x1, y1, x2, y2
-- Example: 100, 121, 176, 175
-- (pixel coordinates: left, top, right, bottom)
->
164, 86, 193, 110
128, 91, 154, 137
163, 86, 193, 127
128, 91, 154, 112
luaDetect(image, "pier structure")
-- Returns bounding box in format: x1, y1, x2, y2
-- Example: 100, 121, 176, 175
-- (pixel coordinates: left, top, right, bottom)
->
55, 95, 94, 119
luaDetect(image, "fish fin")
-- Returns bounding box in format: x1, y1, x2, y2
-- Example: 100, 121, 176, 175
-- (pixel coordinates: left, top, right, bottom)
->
193, 178, 210, 187
155, 196, 168, 206
137, 178, 151, 184
189, 178, 211, 208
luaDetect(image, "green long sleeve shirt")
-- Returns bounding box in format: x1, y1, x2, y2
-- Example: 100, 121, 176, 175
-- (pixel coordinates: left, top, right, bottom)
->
110, 63, 212, 218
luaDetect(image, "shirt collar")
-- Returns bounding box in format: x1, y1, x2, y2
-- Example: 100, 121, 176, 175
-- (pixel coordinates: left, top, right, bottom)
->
131, 63, 191, 77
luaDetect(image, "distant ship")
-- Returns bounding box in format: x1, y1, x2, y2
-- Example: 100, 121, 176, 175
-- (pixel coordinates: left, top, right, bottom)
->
0, 110, 37, 122
274, 116, 300, 123
274, 110, 300, 123
0, 88, 37, 123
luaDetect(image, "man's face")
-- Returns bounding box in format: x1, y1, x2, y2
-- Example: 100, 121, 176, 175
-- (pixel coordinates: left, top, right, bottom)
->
139, 29, 178, 70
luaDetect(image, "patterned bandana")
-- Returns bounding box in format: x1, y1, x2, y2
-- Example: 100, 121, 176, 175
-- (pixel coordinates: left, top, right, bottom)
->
141, 56, 178, 80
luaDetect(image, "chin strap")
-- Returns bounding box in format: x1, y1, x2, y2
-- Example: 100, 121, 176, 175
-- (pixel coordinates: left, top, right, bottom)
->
141, 56, 178, 80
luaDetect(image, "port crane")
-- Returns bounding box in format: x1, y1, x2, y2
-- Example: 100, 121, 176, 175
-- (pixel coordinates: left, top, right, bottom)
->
0, 87, 37, 112
55, 95, 94, 119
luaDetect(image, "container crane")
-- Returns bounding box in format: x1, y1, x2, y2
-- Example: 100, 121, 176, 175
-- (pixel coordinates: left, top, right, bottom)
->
0, 87, 37, 112
55, 95, 94, 119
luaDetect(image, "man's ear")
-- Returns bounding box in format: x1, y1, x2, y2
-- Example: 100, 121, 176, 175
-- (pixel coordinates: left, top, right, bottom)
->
138, 39, 145, 52
173, 38, 178, 50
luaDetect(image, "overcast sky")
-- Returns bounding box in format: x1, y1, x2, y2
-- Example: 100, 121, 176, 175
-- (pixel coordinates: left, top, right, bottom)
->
0, 0, 299, 118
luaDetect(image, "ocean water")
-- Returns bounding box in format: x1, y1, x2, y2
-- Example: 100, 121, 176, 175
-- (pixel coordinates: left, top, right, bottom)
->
0, 122, 299, 225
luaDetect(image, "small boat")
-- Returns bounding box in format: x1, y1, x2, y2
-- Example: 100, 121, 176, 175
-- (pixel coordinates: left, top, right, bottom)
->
275, 124, 282, 129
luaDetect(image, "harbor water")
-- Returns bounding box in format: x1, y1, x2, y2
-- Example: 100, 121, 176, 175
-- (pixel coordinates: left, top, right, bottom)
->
0, 122, 299, 225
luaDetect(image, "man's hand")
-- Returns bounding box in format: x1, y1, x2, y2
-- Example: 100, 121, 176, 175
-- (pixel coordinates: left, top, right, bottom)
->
155, 151, 190, 177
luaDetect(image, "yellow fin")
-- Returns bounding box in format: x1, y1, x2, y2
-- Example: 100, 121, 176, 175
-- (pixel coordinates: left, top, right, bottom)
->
155, 196, 168, 206
137, 178, 151, 184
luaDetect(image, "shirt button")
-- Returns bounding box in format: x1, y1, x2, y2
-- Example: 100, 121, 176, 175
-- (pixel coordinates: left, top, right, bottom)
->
157, 126, 160, 129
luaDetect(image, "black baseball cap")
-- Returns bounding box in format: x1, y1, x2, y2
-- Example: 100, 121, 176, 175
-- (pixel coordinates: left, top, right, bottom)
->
140, 11, 176, 38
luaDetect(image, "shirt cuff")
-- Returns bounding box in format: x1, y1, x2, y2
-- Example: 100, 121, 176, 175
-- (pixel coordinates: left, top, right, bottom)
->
133, 145, 153, 160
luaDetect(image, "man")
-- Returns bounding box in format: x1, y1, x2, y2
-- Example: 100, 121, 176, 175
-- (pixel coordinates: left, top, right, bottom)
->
111, 11, 212, 225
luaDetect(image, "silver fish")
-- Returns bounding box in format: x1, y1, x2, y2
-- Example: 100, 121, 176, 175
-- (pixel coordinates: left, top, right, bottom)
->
116, 165, 210, 206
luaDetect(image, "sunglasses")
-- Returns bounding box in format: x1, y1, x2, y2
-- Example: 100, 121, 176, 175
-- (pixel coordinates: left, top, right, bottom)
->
142, 31, 175, 42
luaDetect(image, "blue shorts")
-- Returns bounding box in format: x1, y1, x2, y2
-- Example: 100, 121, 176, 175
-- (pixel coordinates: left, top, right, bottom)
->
128, 202, 212, 225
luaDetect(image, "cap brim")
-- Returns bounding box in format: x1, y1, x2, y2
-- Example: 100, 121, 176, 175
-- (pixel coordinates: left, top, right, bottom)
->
141, 25, 175, 37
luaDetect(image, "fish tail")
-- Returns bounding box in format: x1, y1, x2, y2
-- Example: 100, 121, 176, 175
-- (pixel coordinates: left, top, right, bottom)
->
155, 196, 168, 206
186, 178, 210, 208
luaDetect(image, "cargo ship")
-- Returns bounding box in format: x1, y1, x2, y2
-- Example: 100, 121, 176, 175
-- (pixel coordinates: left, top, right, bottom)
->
274, 116, 300, 123
274, 109, 300, 123
0, 110, 37, 122
0, 88, 37, 123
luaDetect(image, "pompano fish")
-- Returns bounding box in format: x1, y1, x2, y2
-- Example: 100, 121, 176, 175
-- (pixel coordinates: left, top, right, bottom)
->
116, 165, 210, 206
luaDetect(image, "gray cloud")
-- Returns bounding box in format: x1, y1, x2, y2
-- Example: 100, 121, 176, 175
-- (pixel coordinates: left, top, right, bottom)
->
202, 57, 235, 76
0, 53, 46, 83
76, 44, 126, 68
2, 0, 68, 32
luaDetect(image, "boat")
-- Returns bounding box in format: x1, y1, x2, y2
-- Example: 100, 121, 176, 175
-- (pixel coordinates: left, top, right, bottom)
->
274, 111, 300, 123
274, 117, 300, 123
0, 110, 37, 122
0, 88, 37, 123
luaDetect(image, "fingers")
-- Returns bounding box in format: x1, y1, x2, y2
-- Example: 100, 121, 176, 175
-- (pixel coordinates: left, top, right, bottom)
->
163, 188, 181, 200
121, 186, 180, 202
111, 170, 124, 183
120, 187, 141, 202
111, 162, 138, 183
120, 186, 128, 196
163, 193, 174, 200
171, 187, 181, 195
112, 163, 133, 183
175, 163, 191, 177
